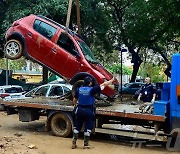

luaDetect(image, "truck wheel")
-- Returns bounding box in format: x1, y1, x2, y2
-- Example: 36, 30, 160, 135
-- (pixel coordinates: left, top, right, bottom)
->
50, 112, 72, 137
72, 80, 84, 96
4, 39, 23, 59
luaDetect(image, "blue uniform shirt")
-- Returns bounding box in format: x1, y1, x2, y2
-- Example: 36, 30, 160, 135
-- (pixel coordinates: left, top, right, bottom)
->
140, 83, 156, 102
75, 85, 101, 106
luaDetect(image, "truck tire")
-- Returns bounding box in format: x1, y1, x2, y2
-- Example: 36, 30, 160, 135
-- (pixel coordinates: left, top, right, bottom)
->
50, 112, 72, 137
72, 80, 84, 96
4, 39, 23, 59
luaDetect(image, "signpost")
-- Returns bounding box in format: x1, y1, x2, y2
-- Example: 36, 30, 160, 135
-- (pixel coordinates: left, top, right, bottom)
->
116, 46, 127, 102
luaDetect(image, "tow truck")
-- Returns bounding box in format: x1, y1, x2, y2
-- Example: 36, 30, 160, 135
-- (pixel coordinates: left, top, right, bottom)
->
1, 54, 180, 151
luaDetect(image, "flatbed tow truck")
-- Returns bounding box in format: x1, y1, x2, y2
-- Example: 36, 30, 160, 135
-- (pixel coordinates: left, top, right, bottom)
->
0, 96, 166, 140
1, 54, 180, 151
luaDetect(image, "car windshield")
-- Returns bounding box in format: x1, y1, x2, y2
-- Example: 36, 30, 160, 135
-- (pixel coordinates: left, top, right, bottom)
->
25, 87, 38, 97
77, 41, 98, 63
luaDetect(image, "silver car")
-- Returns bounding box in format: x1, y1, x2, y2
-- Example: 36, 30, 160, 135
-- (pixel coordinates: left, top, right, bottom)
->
0, 85, 24, 100
8, 83, 72, 100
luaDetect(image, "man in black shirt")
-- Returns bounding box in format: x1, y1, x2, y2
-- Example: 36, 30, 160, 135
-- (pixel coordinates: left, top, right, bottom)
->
137, 77, 156, 113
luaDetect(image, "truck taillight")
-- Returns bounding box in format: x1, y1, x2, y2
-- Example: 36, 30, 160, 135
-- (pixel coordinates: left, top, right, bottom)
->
0, 94, 10, 98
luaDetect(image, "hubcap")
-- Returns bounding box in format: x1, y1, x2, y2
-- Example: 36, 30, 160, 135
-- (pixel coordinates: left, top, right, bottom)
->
6, 42, 20, 57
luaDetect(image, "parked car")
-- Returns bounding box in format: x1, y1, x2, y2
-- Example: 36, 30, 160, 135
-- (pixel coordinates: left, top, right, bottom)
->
22, 83, 42, 92
0, 85, 24, 100
119, 82, 144, 95
5, 83, 72, 100
4, 14, 118, 98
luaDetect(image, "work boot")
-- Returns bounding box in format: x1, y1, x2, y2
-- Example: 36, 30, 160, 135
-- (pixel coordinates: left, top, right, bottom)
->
72, 133, 78, 149
83, 135, 90, 149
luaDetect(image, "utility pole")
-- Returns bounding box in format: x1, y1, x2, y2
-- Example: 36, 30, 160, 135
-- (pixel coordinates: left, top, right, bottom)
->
6, 57, 8, 85
76, 0, 81, 34
66, 0, 81, 34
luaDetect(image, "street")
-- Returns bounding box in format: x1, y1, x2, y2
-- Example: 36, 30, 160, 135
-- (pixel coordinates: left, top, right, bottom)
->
0, 111, 176, 154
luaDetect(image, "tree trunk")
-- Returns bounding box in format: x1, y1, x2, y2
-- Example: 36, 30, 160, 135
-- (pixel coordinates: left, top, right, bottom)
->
131, 61, 142, 82
128, 47, 142, 82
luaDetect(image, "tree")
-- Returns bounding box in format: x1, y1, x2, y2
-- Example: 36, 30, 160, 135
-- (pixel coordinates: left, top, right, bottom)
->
0, 0, 179, 83
102, 0, 180, 81
0, 58, 26, 70
106, 63, 132, 75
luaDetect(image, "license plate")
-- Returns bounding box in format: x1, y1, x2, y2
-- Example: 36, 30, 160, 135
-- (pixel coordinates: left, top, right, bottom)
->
11, 95, 19, 98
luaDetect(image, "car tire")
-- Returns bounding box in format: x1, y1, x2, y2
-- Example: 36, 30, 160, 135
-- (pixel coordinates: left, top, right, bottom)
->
72, 80, 84, 96
50, 112, 72, 137
4, 39, 23, 59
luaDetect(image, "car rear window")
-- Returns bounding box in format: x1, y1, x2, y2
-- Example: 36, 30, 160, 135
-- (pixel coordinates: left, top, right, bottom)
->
33, 19, 57, 40
49, 86, 63, 96
4, 87, 23, 93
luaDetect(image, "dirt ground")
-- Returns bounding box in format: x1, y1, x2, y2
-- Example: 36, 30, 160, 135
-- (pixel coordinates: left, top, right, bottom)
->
0, 111, 178, 154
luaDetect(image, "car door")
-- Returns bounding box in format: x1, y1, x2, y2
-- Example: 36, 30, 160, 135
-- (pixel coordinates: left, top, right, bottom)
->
52, 31, 80, 79
26, 19, 57, 67
129, 84, 141, 94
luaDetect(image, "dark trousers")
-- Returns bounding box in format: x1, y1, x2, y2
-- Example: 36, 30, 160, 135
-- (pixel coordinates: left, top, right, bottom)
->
73, 106, 94, 133
142, 96, 153, 102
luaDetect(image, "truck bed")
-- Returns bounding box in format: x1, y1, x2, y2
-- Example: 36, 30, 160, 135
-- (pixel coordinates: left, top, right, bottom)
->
0, 98, 166, 123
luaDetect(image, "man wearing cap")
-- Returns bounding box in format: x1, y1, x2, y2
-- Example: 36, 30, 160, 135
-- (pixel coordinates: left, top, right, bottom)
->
72, 76, 114, 149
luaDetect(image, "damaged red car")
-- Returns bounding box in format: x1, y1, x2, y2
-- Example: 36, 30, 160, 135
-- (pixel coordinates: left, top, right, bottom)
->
4, 14, 118, 98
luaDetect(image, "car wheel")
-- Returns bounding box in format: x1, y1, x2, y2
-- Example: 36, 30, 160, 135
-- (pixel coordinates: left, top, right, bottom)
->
72, 80, 84, 96
4, 39, 23, 59
50, 112, 72, 137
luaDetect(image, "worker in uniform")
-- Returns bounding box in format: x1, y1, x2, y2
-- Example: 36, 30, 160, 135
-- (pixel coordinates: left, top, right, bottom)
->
137, 77, 156, 113
72, 76, 114, 149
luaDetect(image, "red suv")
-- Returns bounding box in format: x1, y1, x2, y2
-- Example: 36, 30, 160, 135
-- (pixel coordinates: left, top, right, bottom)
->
4, 14, 118, 98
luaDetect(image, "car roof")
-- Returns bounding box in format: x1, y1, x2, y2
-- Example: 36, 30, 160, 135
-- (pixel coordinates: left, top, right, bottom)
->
36, 83, 72, 89
0, 85, 23, 89
125, 82, 144, 85
24, 83, 72, 96
36, 15, 74, 36
33, 14, 84, 41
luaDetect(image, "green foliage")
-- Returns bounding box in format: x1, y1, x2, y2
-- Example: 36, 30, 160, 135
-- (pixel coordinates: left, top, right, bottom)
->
138, 62, 167, 83
0, 58, 26, 70
0, 0, 69, 35
106, 63, 132, 75
0, 0, 179, 83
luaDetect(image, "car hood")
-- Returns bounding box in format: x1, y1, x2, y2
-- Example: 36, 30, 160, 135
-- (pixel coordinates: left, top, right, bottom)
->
90, 63, 118, 85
